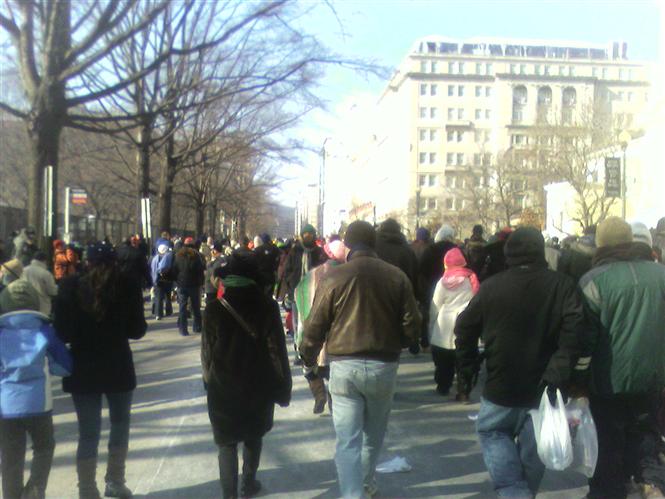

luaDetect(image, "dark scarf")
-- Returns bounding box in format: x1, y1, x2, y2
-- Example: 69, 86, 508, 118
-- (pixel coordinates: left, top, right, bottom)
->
592, 242, 653, 267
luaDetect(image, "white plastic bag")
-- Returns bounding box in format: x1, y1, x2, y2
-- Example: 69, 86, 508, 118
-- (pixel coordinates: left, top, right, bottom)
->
529, 388, 573, 470
566, 397, 598, 478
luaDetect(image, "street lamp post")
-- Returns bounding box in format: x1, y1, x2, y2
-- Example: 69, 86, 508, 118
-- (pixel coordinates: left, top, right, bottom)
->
618, 130, 631, 220
415, 188, 421, 229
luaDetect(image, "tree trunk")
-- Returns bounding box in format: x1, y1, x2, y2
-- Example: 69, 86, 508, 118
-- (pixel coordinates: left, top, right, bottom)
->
195, 201, 205, 236
158, 135, 177, 232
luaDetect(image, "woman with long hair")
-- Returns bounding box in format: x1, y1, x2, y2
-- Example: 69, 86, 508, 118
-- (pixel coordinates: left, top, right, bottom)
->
54, 242, 147, 499
202, 249, 291, 499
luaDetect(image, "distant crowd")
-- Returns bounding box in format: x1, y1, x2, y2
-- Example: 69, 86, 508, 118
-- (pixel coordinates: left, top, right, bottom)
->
0, 216, 663, 499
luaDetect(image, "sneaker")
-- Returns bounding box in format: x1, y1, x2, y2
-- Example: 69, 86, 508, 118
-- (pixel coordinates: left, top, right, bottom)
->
240, 478, 261, 498
104, 481, 133, 498
154, 316, 162, 321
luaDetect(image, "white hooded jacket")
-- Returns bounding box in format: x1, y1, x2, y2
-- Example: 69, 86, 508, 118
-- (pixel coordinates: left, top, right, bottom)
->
428, 278, 474, 349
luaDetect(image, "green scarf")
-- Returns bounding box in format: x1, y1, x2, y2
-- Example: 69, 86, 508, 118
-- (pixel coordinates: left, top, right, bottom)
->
221, 275, 256, 288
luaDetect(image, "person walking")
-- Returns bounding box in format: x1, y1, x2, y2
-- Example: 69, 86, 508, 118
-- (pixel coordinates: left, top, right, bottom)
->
54, 242, 147, 499
22, 251, 59, 317
116, 236, 151, 291
301, 221, 421, 499
53, 240, 76, 282
202, 249, 291, 499
149, 244, 174, 320
579, 217, 665, 498
455, 227, 587, 498
294, 240, 347, 414
204, 241, 226, 304
253, 233, 281, 297
172, 237, 205, 336
374, 218, 419, 294
464, 224, 487, 276
0, 279, 72, 499
428, 247, 479, 399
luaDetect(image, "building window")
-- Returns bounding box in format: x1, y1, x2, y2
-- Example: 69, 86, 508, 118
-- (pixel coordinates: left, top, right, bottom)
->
448, 62, 455, 74
475, 86, 482, 97
485, 86, 492, 97
559, 65, 565, 76
430, 129, 437, 141
420, 107, 427, 118
447, 108, 454, 120
512, 85, 527, 123
619, 68, 625, 80
429, 174, 437, 187
511, 134, 527, 145
592, 67, 598, 77
520, 64, 526, 74
602, 67, 608, 79
535, 64, 541, 75
486, 63, 493, 74
455, 198, 464, 210
420, 61, 428, 73
457, 131, 464, 142
562, 87, 576, 107
448, 85, 455, 96
458, 108, 465, 120
430, 84, 438, 96
456, 153, 464, 165
617, 91, 624, 101
419, 152, 426, 164
431, 61, 438, 73
475, 109, 482, 120
627, 69, 633, 80
446, 175, 454, 187
627, 91, 633, 102
510, 64, 517, 74
544, 65, 550, 75
485, 109, 491, 119
420, 84, 427, 96
446, 198, 454, 210
476, 63, 483, 75
419, 174, 427, 187
483, 153, 491, 166
419, 129, 427, 141
446, 153, 454, 165
428, 198, 437, 210
430, 107, 437, 118
458, 62, 465, 74
429, 152, 437, 163
447, 130, 455, 142
474, 153, 481, 166
569, 66, 575, 76
458, 85, 464, 97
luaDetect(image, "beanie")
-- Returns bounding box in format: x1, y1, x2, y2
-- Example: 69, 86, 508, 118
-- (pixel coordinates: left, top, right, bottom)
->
0, 280, 40, 313
434, 225, 455, 243
378, 218, 401, 234
344, 221, 376, 250
183, 237, 195, 246
301, 224, 316, 237
630, 222, 653, 247
596, 217, 632, 248
253, 236, 263, 248
415, 227, 430, 242
214, 248, 260, 282
504, 227, 546, 267
260, 233, 271, 245
157, 244, 169, 255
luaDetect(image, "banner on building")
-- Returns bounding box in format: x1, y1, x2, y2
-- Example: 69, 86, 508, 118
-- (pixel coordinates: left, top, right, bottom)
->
70, 188, 88, 205
604, 158, 621, 198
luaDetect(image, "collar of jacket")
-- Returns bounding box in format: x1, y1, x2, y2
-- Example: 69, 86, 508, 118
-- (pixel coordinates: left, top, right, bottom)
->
592, 241, 653, 267
348, 249, 377, 261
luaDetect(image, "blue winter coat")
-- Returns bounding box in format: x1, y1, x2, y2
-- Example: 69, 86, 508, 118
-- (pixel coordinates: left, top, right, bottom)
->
150, 252, 173, 285
0, 311, 72, 418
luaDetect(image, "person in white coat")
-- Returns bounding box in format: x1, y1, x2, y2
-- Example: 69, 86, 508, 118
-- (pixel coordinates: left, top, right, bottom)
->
22, 252, 59, 316
428, 247, 479, 399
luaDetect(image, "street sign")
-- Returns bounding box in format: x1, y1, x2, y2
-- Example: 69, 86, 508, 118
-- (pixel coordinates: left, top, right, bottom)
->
71, 188, 88, 205
604, 158, 621, 198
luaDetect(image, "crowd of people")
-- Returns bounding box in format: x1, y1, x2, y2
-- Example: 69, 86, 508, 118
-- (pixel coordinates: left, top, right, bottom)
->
0, 215, 663, 499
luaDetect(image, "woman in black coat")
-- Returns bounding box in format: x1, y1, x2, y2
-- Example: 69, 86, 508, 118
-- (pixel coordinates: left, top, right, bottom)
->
202, 249, 291, 499
54, 242, 146, 499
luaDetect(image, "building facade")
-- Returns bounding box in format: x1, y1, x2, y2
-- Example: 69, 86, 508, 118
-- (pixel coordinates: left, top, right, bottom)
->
342, 37, 651, 237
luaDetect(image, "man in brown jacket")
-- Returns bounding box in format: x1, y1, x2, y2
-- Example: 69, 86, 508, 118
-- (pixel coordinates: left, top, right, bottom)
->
301, 220, 421, 499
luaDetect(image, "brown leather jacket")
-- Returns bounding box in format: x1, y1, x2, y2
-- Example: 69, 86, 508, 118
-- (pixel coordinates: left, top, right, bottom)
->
300, 250, 421, 364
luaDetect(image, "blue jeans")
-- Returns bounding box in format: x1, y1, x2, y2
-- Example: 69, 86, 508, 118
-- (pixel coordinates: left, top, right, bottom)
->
178, 286, 202, 334
329, 359, 398, 499
72, 391, 133, 460
476, 398, 544, 498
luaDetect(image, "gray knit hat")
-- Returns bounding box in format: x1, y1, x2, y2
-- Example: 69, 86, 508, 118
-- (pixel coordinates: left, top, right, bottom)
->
0, 280, 40, 313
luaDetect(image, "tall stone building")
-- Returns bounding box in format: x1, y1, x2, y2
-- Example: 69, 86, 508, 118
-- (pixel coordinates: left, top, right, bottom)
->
342, 37, 651, 236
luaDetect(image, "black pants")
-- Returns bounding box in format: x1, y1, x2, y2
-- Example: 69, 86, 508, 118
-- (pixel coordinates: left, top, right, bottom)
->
588, 393, 665, 498
431, 346, 456, 394
218, 438, 262, 499
154, 282, 173, 317
0, 414, 55, 499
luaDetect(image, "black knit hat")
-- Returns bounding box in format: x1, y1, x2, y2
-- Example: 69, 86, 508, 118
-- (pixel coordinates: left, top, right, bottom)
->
214, 248, 260, 281
344, 220, 376, 250
504, 227, 545, 267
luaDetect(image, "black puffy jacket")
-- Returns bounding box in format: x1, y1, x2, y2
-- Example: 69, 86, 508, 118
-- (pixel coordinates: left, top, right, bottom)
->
172, 246, 205, 288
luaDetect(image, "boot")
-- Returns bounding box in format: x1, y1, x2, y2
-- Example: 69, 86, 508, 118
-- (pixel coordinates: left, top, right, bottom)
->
308, 377, 327, 414
77, 458, 102, 499
240, 476, 261, 498
104, 447, 132, 498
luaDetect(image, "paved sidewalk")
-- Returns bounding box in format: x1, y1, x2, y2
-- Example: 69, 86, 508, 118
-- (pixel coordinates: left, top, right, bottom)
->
41, 311, 592, 498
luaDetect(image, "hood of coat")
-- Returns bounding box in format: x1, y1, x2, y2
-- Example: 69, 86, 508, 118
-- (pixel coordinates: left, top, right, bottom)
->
177, 246, 200, 261
0, 309, 50, 330
377, 230, 407, 246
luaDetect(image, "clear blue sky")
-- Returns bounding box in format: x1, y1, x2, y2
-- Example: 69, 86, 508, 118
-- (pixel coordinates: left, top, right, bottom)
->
281, 0, 663, 202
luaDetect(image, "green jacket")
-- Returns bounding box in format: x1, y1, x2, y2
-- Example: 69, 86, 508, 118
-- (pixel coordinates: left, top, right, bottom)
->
580, 250, 665, 395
